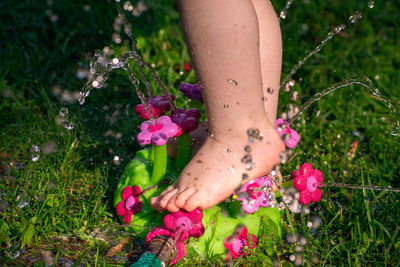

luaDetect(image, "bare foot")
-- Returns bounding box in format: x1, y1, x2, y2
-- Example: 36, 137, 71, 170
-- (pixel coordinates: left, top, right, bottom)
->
151, 119, 284, 212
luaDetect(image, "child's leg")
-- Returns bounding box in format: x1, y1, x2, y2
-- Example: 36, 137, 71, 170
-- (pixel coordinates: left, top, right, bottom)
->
151, 0, 284, 212
251, 0, 282, 123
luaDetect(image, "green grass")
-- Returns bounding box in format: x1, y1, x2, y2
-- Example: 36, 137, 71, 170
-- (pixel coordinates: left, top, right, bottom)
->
1, 0, 400, 265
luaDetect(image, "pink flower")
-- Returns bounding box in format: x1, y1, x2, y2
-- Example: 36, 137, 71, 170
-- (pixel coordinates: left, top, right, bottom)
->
137, 116, 179, 146
116, 186, 143, 224
146, 226, 187, 265
224, 225, 257, 261
179, 83, 203, 101
170, 108, 201, 135
135, 94, 175, 120
163, 208, 205, 242
275, 118, 301, 148
292, 163, 323, 205
237, 176, 274, 214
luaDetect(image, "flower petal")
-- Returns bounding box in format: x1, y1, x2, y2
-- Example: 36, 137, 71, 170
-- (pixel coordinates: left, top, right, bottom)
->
313, 169, 324, 183
132, 200, 143, 214
139, 120, 152, 131
123, 211, 133, 224
300, 163, 314, 177
116, 201, 126, 216
151, 132, 168, 146
121, 186, 133, 200
311, 188, 322, 202
186, 208, 203, 223
285, 129, 301, 148
137, 130, 152, 146
299, 191, 312, 205
157, 115, 172, 124
132, 185, 141, 195
163, 214, 177, 231
293, 174, 307, 191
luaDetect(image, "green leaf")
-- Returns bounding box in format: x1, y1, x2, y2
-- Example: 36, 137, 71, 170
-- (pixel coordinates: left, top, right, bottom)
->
0, 219, 10, 242
21, 223, 35, 248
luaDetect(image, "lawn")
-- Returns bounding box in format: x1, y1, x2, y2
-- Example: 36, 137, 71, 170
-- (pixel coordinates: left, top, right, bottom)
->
1, 0, 400, 266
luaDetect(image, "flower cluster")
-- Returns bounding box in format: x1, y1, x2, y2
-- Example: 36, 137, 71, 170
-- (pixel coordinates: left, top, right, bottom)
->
236, 176, 275, 214
224, 225, 257, 261
116, 186, 143, 224
275, 118, 300, 148
146, 209, 205, 265
292, 163, 323, 205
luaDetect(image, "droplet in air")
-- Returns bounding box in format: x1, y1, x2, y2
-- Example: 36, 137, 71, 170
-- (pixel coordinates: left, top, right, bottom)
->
30, 145, 41, 162
368, 1, 374, 8
349, 11, 362, 24
55, 107, 75, 130
391, 121, 400, 136
279, 11, 286, 19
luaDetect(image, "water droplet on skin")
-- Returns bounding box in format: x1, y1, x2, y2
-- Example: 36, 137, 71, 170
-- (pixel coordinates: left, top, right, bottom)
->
267, 87, 274, 94
227, 148, 231, 153
227, 78, 238, 86
223, 104, 229, 108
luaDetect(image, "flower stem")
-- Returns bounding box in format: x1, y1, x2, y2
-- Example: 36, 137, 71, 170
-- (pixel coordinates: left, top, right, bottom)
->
175, 133, 192, 171
151, 144, 167, 183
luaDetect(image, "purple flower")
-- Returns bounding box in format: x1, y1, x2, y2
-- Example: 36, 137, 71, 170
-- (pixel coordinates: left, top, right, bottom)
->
170, 108, 201, 134
137, 116, 179, 146
179, 83, 203, 101
275, 118, 301, 148
237, 176, 274, 214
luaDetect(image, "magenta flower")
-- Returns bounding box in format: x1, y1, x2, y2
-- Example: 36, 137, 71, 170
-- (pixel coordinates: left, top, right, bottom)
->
275, 118, 301, 148
116, 186, 143, 224
135, 94, 175, 120
179, 83, 203, 101
170, 108, 201, 135
292, 163, 323, 205
224, 225, 257, 261
163, 208, 205, 242
237, 176, 274, 214
137, 116, 179, 146
146, 226, 187, 265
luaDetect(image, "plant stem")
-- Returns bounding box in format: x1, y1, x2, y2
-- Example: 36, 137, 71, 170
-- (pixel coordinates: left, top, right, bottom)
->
175, 133, 192, 171
150, 144, 167, 183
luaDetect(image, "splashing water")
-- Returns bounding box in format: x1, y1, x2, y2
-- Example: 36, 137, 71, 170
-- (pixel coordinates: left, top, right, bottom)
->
278, 0, 295, 21
79, 4, 176, 124
280, 10, 363, 89
55, 107, 75, 130
288, 77, 400, 136
368, 1, 375, 9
